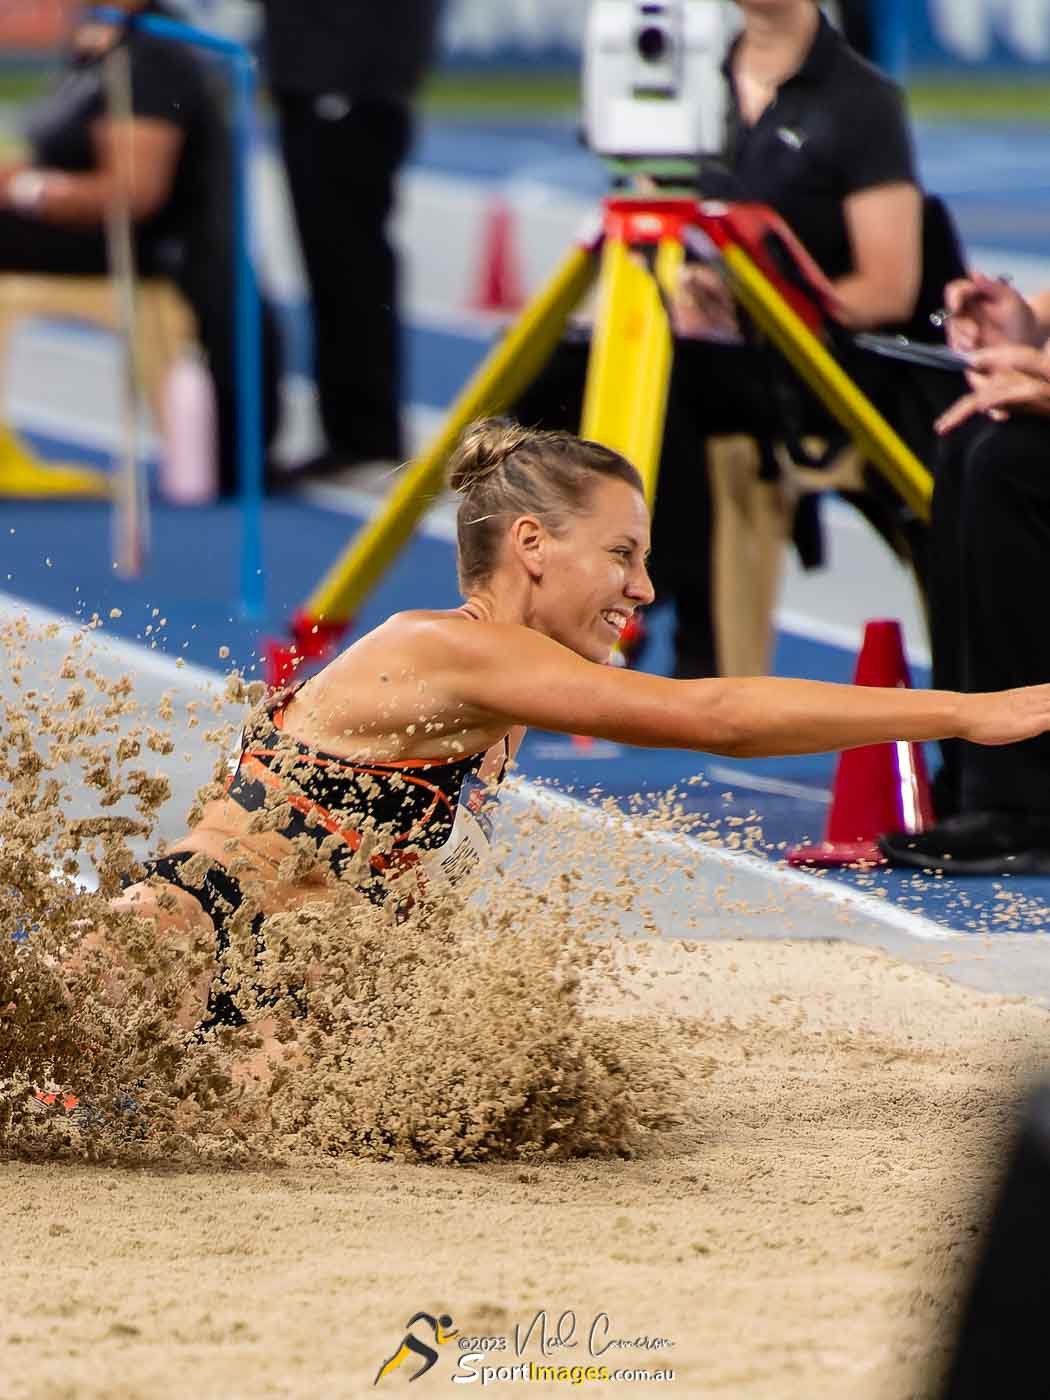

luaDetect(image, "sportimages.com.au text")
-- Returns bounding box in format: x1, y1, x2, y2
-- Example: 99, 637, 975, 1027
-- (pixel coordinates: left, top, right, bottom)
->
374, 1308, 676, 1386
454, 1310, 675, 1385
454, 1359, 676, 1386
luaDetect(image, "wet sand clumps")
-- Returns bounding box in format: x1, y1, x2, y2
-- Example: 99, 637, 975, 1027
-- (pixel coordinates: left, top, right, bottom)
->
0, 618, 691, 1166
259, 888, 685, 1164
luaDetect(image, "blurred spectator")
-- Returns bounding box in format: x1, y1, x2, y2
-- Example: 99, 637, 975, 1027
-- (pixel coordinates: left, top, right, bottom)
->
516, 0, 946, 678
1, 0, 280, 495
257, 0, 441, 485
834, 0, 873, 61
879, 275, 1050, 874
939, 1082, 1050, 1396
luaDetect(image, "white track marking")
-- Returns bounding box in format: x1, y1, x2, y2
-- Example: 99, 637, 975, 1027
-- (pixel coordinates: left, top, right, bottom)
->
0, 590, 222, 693
517, 782, 957, 942
704, 764, 831, 805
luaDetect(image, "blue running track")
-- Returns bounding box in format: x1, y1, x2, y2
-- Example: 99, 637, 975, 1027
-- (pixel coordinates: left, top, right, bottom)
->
4, 116, 1050, 934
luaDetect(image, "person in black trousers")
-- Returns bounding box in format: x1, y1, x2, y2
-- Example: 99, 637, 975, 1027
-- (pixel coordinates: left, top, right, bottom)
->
257, 0, 440, 482
880, 274, 1050, 874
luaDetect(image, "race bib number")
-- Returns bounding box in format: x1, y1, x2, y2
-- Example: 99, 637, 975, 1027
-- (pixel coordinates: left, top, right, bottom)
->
418, 774, 498, 889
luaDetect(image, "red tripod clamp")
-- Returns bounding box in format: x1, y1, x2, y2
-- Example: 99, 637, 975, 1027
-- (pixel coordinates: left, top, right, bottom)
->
264, 611, 349, 688
691, 200, 836, 334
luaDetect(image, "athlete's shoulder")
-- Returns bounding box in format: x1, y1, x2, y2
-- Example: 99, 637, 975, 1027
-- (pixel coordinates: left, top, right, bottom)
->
377, 609, 546, 657
373, 608, 481, 650
371, 612, 579, 693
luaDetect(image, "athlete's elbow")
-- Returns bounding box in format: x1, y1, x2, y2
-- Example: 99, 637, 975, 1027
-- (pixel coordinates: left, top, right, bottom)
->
707, 730, 770, 760
684, 680, 758, 758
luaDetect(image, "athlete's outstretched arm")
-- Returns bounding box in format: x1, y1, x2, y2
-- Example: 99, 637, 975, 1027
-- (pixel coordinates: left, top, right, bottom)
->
439, 623, 1050, 758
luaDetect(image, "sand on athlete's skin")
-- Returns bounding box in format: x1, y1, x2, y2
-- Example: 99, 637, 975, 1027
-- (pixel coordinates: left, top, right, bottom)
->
4, 938, 1048, 1400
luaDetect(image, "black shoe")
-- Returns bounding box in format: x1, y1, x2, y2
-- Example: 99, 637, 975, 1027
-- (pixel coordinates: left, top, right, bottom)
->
878, 810, 1050, 876
262, 459, 300, 495
299, 449, 401, 476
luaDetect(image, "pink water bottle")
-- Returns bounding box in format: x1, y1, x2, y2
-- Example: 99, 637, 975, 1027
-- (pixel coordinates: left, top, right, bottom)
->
160, 347, 219, 505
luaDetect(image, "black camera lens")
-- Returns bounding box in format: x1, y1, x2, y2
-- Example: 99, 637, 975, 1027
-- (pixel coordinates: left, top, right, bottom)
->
637, 25, 669, 62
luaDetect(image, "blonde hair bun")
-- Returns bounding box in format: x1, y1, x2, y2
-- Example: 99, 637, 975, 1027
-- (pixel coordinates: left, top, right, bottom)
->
448, 417, 531, 494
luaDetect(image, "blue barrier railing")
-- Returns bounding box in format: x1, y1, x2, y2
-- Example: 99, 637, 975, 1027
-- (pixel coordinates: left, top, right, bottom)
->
93, 7, 265, 622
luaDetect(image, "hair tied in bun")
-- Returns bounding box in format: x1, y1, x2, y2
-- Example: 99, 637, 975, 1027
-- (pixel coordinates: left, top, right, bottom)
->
448, 417, 530, 495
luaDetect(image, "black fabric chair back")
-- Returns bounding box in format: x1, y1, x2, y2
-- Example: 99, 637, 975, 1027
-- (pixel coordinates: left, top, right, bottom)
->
903, 193, 968, 344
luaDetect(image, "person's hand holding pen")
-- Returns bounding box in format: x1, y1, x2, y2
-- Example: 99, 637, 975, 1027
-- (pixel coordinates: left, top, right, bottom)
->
937, 271, 1038, 352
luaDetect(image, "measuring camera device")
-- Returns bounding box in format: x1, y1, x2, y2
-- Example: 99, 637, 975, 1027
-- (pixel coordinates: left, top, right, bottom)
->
581, 0, 732, 169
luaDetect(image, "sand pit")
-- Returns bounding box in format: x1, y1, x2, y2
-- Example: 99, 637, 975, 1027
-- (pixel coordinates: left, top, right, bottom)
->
2, 611, 1049, 1398
4, 938, 1048, 1399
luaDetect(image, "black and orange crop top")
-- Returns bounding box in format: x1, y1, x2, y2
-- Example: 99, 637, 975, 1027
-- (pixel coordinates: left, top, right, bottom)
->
225, 686, 509, 901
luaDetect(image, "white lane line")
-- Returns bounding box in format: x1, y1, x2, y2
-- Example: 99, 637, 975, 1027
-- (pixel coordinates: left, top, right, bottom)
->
775, 608, 932, 669
704, 764, 831, 805
297, 477, 458, 543
0, 590, 222, 694
1, 594, 951, 945
517, 782, 955, 943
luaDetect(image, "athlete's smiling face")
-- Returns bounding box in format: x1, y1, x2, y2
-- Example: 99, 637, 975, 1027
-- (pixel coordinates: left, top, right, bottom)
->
524, 476, 654, 663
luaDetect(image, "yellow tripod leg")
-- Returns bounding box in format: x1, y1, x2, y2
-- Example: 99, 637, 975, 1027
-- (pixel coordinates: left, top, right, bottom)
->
305, 245, 598, 625
580, 236, 682, 505
720, 244, 932, 521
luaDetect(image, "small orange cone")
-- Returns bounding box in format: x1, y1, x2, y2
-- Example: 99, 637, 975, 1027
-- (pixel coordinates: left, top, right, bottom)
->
470, 199, 525, 313
788, 618, 934, 867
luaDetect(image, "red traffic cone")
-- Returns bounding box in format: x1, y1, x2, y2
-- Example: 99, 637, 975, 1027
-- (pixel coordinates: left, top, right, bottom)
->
470, 199, 525, 313
788, 618, 934, 867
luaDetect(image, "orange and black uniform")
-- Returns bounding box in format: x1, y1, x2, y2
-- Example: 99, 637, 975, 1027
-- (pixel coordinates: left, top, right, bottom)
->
226, 690, 509, 899
133, 688, 508, 1025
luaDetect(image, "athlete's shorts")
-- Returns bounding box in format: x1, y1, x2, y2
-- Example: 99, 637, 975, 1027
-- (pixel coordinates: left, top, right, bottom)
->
127, 852, 293, 1030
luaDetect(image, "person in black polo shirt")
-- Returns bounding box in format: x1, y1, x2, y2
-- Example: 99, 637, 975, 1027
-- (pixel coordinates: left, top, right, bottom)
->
0, 0, 279, 495
514, 0, 934, 680
256, 0, 440, 484
720, 0, 917, 325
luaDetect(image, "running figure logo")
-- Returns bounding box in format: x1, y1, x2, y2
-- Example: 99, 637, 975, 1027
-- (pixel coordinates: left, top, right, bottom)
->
374, 1312, 458, 1385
